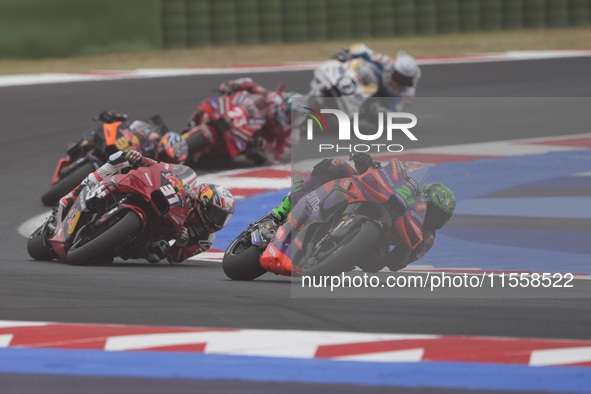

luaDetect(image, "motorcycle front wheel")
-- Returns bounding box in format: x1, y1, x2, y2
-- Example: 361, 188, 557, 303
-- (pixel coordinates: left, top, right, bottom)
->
222, 234, 266, 281
66, 210, 142, 266
299, 219, 381, 277
27, 225, 55, 261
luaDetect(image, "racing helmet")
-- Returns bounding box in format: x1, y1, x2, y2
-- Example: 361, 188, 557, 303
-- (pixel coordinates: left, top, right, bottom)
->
275, 93, 304, 129
156, 132, 188, 164
422, 183, 456, 230
391, 51, 419, 88
195, 183, 235, 232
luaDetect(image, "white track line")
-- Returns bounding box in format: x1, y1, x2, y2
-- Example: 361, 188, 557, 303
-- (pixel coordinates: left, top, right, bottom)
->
2, 50, 591, 88
530, 346, 591, 366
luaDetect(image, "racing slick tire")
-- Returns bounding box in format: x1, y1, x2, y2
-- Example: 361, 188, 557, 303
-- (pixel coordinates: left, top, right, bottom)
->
185, 132, 210, 164
66, 210, 142, 266
41, 162, 95, 206
222, 236, 266, 281
300, 219, 382, 277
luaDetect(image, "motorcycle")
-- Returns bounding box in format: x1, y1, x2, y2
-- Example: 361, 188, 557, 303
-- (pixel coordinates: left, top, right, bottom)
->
28, 160, 196, 266
222, 158, 430, 280
40, 114, 169, 207
181, 88, 287, 168
308, 58, 381, 115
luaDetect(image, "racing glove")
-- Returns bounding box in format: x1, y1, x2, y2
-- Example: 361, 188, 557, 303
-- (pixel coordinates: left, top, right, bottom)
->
350, 152, 379, 174
125, 150, 143, 166
218, 83, 232, 95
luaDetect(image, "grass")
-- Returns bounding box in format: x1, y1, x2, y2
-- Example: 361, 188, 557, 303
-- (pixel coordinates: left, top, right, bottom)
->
0, 27, 590, 75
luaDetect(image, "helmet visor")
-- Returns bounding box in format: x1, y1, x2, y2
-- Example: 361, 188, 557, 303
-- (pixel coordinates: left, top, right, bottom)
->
204, 204, 232, 229
391, 71, 414, 88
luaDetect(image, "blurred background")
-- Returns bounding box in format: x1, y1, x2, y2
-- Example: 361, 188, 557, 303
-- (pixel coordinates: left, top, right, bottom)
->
1, 0, 590, 72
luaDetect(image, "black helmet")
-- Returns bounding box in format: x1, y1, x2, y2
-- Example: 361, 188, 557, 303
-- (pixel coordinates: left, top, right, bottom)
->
422, 183, 456, 230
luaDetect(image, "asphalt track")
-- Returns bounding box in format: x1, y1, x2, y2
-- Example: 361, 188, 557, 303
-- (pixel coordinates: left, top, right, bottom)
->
1, 57, 591, 392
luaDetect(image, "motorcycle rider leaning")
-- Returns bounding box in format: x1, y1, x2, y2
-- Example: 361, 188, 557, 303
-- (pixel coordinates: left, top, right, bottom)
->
96, 110, 189, 165
185, 78, 303, 152
269, 152, 455, 272
334, 44, 421, 112
58, 150, 235, 264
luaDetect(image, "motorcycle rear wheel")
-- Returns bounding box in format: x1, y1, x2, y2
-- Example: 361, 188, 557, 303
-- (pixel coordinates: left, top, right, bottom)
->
185, 132, 210, 165
41, 162, 95, 206
222, 235, 266, 281
66, 210, 142, 266
300, 219, 381, 277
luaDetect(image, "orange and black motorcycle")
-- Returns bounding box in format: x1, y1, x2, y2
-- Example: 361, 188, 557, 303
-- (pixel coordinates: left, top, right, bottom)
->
223, 158, 430, 280
41, 113, 168, 206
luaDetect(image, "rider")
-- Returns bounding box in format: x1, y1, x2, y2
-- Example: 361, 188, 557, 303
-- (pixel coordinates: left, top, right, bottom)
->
334, 44, 421, 112
58, 150, 235, 264
268, 152, 455, 272
183, 78, 303, 157
96, 110, 189, 165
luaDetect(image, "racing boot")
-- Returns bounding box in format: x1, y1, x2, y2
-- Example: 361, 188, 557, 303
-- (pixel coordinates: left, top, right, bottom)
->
270, 196, 292, 224
257, 196, 292, 242
146, 239, 170, 264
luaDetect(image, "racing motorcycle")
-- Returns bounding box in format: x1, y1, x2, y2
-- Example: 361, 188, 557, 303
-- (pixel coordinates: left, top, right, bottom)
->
181, 88, 287, 168
222, 158, 430, 280
40, 114, 169, 207
308, 58, 380, 115
28, 160, 195, 266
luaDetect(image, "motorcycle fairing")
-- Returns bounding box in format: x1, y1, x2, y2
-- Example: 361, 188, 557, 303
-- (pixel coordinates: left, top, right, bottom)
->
221, 94, 266, 158
260, 241, 293, 276
51, 158, 71, 184
260, 159, 429, 276
48, 163, 194, 263
102, 122, 121, 146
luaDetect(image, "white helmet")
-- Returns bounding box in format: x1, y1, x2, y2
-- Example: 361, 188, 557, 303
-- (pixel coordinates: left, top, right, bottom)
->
392, 51, 419, 88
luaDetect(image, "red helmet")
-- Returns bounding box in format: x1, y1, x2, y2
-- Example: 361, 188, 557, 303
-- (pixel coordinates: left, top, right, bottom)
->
156, 132, 188, 164
194, 184, 235, 232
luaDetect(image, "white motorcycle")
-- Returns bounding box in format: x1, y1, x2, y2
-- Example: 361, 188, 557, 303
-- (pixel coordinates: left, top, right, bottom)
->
308, 58, 380, 115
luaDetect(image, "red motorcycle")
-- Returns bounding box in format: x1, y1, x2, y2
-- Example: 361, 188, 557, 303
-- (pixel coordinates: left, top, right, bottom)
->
28, 161, 195, 265
182, 88, 287, 167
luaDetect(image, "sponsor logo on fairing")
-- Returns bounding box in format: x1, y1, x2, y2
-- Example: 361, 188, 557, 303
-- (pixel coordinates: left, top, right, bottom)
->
251, 230, 260, 244
306, 190, 321, 212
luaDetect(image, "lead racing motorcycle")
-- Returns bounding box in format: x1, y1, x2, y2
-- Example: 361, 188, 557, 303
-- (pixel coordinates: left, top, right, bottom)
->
308, 58, 381, 116
222, 158, 430, 280
28, 159, 195, 266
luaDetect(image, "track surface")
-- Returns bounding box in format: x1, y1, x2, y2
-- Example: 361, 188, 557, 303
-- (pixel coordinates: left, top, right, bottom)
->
1, 58, 591, 393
